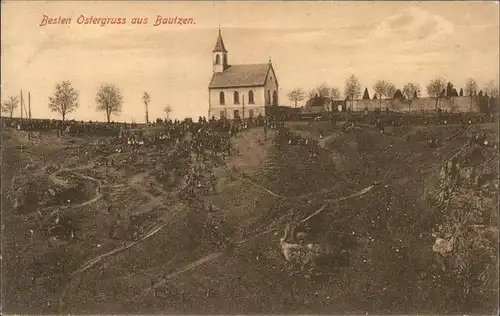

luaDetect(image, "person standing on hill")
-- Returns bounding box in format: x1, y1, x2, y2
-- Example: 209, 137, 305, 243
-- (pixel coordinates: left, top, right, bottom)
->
376, 118, 384, 134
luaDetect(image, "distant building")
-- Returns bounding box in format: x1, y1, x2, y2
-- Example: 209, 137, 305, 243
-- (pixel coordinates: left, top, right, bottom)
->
304, 96, 331, 113
304, 96, 345, 113
208, 29, 279, 120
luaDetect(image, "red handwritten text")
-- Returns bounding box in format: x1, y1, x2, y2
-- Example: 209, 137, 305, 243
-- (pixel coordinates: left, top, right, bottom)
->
76, 15, 127, 26
39, 15, 196, 27
39, 15, 72, 26
153, 16, 195, 26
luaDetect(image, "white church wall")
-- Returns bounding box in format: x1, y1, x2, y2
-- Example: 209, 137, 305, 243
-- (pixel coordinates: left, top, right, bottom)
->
209, 87, 266, 107
208, 105, 267, 120
209, 87, 266, 119
263, 67, 279, 106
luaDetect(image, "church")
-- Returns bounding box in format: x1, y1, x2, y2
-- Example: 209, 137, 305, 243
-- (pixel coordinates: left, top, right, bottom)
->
208, 29, 279, 120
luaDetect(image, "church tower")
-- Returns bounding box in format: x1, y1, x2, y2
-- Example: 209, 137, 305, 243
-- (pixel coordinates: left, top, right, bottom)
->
213, 29, 228, 73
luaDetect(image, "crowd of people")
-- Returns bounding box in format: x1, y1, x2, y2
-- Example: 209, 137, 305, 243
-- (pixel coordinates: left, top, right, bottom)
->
344, 111, 496, 128
1, 117, 134, 136
88, 115, 277, 201
275, 124, 322, 158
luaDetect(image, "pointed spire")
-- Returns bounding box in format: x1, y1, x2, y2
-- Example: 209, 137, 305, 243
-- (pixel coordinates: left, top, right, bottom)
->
268, 56, 272, 64
213, 28, 227, 53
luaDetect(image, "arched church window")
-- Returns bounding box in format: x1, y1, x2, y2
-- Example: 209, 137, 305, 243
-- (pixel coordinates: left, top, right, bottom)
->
215, 54, 220, 65
267, 90, 271, 105
273, 91, 278, 106
234, 91, 240, 104
248, 90, 255, 104
219, 92, 225, 105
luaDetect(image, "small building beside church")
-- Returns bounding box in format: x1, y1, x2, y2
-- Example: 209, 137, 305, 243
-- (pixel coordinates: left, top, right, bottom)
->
208, 30, 279, 120
303, 96, 346, 113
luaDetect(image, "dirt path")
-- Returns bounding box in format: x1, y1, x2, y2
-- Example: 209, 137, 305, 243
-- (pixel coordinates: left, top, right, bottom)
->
37, 164, 103, 213
143, 251, 223, 296
233, 184, 376, 246
75, 220, 171, 275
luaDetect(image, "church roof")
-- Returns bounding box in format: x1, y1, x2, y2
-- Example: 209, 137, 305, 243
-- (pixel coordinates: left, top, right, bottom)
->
209, 63, 272, 88
213, 30, 227, 53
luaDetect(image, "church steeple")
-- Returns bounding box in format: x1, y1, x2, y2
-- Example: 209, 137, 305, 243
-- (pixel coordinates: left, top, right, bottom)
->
213, 28, 228, 73
213, 28, 227, 53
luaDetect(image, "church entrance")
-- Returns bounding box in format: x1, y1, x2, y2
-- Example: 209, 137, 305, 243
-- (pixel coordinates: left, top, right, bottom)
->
234, 110, 240, 119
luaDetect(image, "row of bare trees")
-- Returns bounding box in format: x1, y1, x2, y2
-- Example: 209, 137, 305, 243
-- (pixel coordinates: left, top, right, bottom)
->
46, 81, 124, 122
287, 76, 499, 110
1, 81, 174, 122
425, 78, 499, 112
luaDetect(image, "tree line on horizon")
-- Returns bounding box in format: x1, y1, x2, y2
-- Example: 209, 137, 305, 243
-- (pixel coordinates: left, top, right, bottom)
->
2, 76, 498, 120
1, 81, 174, 122
287, 75, 499, 111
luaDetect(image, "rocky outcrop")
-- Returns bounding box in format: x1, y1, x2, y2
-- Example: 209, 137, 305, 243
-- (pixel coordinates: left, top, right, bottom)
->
431, 138, 498, 304
436, 145, 497, 224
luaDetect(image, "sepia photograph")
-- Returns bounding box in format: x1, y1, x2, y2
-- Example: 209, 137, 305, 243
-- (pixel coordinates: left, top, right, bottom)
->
1, 1, 499, 315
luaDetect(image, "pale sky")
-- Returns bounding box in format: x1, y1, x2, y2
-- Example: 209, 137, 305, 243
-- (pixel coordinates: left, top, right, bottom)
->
1, 1, 499, 121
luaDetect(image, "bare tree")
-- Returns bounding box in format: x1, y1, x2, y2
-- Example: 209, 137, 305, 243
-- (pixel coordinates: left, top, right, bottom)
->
402, 83, 420, 100
484, 79, 498, 98
402, 83, 420, 113
465, 78, 478, 112
143, 92, 151, 124
385, 83, 396, 100
316, 84, 330, 98
344, 75, 361, 110
96, 84, 124, 123
48, 81, 79, 121
163, 105, 172, 119
287, 88, 305, 108
373, 80, 388, 109
308, 89, 317, 100
373, 80, 397, 109
385, 83, 397, 111
1, 96, 19, 118
307, 84, 330, 100
330, 87, 341, 99
426, 77, 446, 112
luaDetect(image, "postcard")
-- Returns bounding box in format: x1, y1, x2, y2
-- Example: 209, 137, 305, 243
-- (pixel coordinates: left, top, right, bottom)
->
1, 1, 498, 315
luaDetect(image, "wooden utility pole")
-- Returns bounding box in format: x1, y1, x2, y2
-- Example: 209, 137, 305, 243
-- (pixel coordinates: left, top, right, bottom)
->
20, 90, 23, 120
28, 92, 31, 119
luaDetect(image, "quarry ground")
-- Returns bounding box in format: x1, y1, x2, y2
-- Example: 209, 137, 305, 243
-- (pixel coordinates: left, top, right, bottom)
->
1, 121, 498, 315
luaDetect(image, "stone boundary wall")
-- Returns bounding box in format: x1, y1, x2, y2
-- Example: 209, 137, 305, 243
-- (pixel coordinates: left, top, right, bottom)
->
351, 96, 480, 112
